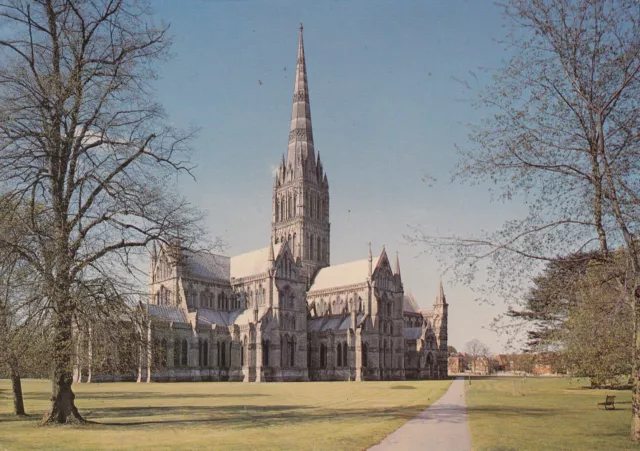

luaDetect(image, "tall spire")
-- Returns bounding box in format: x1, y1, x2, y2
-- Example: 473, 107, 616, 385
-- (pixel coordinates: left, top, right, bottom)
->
287, 23, 315, 170
394, 251, 401, 276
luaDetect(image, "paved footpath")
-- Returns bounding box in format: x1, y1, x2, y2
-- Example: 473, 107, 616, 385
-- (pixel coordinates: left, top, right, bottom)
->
368, 377, 472, 451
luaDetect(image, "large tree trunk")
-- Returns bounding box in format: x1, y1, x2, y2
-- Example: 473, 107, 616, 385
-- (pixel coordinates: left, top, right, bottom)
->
42, 307, 84, 425
87, 325, 93, 384
632, 291, 640, 440
10, 354, 25, 416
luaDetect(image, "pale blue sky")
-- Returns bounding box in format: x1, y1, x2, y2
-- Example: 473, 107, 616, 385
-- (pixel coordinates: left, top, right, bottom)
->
151, 0, 525, 353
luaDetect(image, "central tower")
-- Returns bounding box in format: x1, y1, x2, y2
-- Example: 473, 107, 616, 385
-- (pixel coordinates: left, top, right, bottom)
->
272, 24, 330, 283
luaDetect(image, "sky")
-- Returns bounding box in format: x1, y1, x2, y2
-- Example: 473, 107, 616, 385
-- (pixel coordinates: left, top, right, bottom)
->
150, 0, 530, 353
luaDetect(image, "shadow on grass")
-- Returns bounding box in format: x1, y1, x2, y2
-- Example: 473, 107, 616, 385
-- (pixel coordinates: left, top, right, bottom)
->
62, 404, 423, 429
20, 392, 270, 402
390, 385, 416, 390
0, 413, 36, 423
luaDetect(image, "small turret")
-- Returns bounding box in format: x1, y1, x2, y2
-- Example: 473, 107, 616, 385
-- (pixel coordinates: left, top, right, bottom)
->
394, 251, 402, 290
268, 241, 276, 276
436, 277, 447, 305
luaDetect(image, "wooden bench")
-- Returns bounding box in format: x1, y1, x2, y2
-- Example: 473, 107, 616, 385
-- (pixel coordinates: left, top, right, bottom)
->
596, 395, 616, 410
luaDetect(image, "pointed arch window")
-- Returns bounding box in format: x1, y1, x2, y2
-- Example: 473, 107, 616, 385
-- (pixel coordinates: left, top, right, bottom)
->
362, 342, 369, 368
160, 339, 168, 367
337, 342, 342, 367
181, 339, 188, 366
320, 343, 326, 368
241, 337, 247, 366
262, 340, 270, 366
290, 336, 296, 367
342, 342, 348, 367
293, 193, 297, 218
174, 339, 180, 367
280, 197, 284, 222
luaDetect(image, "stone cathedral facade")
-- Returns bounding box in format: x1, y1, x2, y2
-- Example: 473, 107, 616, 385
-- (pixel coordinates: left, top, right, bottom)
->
141, 26, 448, 382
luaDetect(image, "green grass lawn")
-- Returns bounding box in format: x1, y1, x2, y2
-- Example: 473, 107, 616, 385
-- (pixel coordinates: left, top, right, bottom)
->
466, 376, 639, 451
0, 378, 451, 451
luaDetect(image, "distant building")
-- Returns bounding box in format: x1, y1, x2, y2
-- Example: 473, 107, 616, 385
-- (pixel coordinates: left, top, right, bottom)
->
472, 356, 493, 375
448, 354, 468, 374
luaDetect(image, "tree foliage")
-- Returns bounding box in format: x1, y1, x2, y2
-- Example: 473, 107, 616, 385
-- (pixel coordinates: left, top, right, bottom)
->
562, 257, 633, 387
507, 252, 597, 350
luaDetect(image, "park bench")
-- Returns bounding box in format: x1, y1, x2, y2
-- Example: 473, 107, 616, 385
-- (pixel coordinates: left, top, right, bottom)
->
596, 395, 616, 410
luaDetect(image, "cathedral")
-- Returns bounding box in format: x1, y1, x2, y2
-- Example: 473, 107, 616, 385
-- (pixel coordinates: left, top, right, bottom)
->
143, 26, 448, 382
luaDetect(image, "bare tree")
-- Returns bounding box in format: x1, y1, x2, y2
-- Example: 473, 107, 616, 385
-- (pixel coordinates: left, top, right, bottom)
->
465, 338, 490, 374
410, 0, 640, 437
0, 197, 52, 416
0, 0, 206, 424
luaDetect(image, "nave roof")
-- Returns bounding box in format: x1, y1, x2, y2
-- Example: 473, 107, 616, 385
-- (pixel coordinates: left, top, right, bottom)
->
308, 256, 380, 292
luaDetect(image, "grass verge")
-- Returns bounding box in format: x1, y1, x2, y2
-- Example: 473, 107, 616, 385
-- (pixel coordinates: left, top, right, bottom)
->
466, 376, 639, 451
0, 378, 451, 451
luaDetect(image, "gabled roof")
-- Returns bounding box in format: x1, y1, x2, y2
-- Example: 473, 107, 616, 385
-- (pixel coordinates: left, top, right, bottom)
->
182, 250, 230, 280
197, 309, 243, 326
403, 293, 421, 314
232, 307, 270, 326
230, 244, 283, 279
145, 304, 187, 324
309, 256, 380, 292
403, 327, 422, 340
308, 313, 364, 332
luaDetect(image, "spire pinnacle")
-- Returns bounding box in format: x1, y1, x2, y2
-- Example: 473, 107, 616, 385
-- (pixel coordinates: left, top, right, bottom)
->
268, 240, 275, 262
394, 251, 401, 276
286, 24, 315, 170
438, 277, 447, 304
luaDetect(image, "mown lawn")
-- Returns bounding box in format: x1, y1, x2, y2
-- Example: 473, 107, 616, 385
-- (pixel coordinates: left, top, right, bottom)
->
0, 378, 451, 451
466, 376, 640, 451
